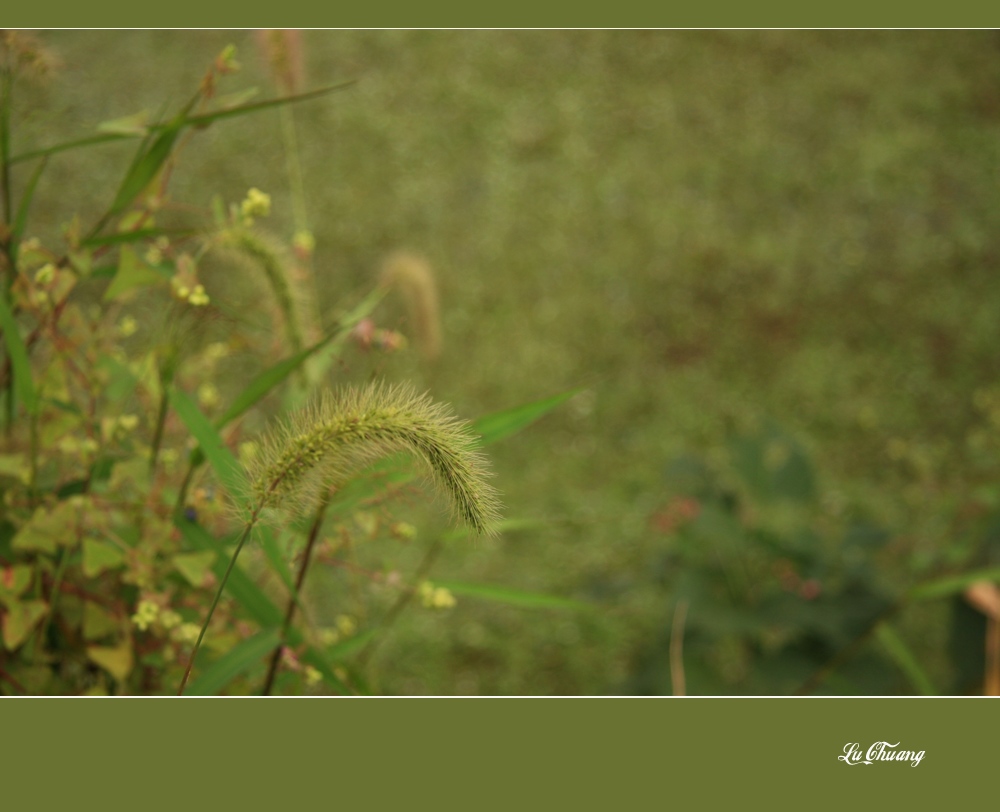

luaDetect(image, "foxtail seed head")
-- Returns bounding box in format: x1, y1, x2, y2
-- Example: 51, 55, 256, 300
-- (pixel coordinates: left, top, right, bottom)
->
246, 383, 501, 536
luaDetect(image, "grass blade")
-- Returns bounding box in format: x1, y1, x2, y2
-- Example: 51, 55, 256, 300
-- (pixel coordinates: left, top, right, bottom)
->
181, 82, 356, 129
10, 156, 48, 265
107, 125, 179, 218
184, 628, 281, 695
875, 623, 938, 696
9, 132, 135, 166
0, 293, 38, 415
8, 83, 356, 167
175, 518, 351, 694
433, 579, 592, 611
907, 566, 1000, 602
168, 386, 245, 499
472, 388, 582, 446
175, 519, 282, 626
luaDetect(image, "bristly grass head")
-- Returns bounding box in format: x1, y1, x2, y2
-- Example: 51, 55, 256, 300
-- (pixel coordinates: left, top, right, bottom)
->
246, 382, 502, 536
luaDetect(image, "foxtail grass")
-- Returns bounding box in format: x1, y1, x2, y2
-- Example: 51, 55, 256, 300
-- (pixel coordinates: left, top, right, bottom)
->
380, 251, 442, 361
177, 381, 501, 694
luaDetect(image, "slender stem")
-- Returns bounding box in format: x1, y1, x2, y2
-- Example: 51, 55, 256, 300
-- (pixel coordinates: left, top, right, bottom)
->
149, 389, 169, 475
261, 497, 329, 695
795, 600, 902, 695
177, 523, 253, 695
1, 68, 15, 435
34, 546, 69, 662
670, 599, 689, 697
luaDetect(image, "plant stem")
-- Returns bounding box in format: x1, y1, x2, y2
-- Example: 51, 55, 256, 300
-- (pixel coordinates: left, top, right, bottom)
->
795, 600, 902, 695
177, 523, 253, 695
149, 389, 169, 475
261, 496, 329, 695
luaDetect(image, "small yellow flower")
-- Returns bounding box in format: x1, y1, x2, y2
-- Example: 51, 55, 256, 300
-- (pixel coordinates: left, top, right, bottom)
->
335, 614, 357, 637
418, 581, 457, 610
131, 599, 160, 631
293, 229, 315, 254
144, 246, 163, 266
173, 623, 201, 645
304, 666, 322, 686
117, 315, 138, 337
240, 188, 271, 222
34, 263, 56, 285
188, 284, 210, 306
432, 587, 456, 609
119, 414, 139, 432
159, 609, 182, 629
197, 382, 220, 409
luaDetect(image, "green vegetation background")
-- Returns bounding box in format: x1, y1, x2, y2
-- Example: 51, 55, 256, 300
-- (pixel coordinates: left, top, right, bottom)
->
15, 30, 1000, 694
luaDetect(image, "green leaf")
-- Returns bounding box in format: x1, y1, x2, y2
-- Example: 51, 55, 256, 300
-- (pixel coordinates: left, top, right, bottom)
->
9, 83, 356, 167
83, 601, 120, 641
216, 338, 330, 431
10, 156, 49, 266
257, 526, 296, 594
82, 538, 125, 578
168, 387, 246, 500
2, 599, 48, 650
102, 245, 163, 301
185, 628, 281, 696
9, 132, 135, 166
96, 110, 151, 136
907, 566, 1000, 602
472, 388, 582, 446
175, 519, 283, 628
172, 551, 217, 587
86, 641, 134, 682
108, 125, 180, 218
174, 519, 350, 694
875, 624, 937, 696
433, 580, 592, 611
0, 564, 33, 606
180, 82, 356, 130
0, 292, 38, 415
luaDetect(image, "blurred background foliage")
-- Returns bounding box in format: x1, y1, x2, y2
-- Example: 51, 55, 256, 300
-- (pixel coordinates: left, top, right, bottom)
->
11, 29, 1000, 693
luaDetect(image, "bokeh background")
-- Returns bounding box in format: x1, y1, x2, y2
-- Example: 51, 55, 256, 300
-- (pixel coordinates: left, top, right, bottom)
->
14, 30, 1000, 694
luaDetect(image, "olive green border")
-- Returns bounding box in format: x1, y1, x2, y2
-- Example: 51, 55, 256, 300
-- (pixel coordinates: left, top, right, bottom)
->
2, 698, 997, 805
3, 1, 999, 29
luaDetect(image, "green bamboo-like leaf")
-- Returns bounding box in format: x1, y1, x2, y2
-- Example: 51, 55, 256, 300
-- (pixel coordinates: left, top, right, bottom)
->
0, 293, 38, 415
472, 388, 583, 446
102, 245, 164, 301
216, 340, 330, 431
10, 156, 48, 265
875, 623, 938, 696
907, 566, 1000, 601
107, 125, 180, 218
175, 519, 350, 694
184, 628, 281, 695
258, 525, 295, 594
9, 83, 356, 166
168, 386, 246, 499
175, 519, 283, 627
433, 580, 592, 611
8, 132, 135, 166
180, 82, 356, 129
